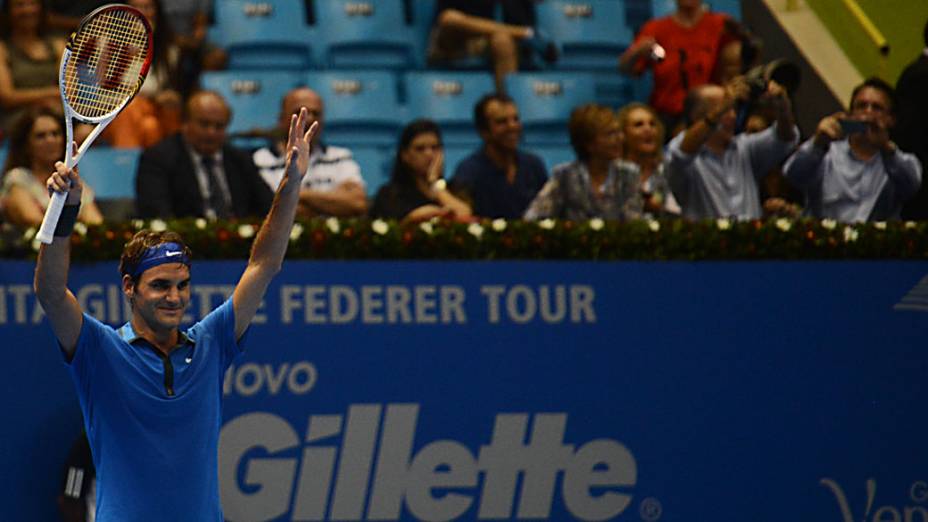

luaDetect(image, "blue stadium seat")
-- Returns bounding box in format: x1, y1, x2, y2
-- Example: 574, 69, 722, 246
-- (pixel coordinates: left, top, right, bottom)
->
200, 70, 306, 147
536, 0, 634, 71
0, 141, 8, 173
651, 0, 741, 19
304, 70, 403, 147
314, 0, 418, 69
349, 145, 392, 197
78, 147, 141, 200
534, 145, 576, 173
403, 72, 496, 146
212, 0, 315, 70
592, 72, 651, 109
504, 72, 597, 145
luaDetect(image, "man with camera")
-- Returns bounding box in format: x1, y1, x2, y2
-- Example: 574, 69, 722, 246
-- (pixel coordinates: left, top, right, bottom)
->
783, 77, 922, 222
666, 76, 798, 220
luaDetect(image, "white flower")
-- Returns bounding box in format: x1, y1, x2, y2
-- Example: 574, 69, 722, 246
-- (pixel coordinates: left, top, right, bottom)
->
467, 222, 484, 239
843, 226, 859, 243
149, 219, 167, 232
237, 224, 255, 238
491, 218, 507, 232
195, 218, 207, 230
539, 218, 556, 230
775, 218, 791, 232
325, 217, 340, 234
821, 219, 837, 230
131, 219, 145, 230
289, 223, 304, 241
23, 227, 37, 240
715, 218, 731, 231
905, 221, 917, 229
648, 220, 660, 232
589, 218, 604, 231
419, 222, 434, 235
873, 221, 887, 230
372, 219, 389, 235
73, 222, 88, 237
31, 238, 41, 252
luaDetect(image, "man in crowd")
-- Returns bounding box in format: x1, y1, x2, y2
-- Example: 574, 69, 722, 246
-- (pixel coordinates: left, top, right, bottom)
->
895, 18, 928, 219
35, 108, 319, 521
252, 86, 367, 218
450, 93, 548, 218
666, 76, 798, 220
783, 77, 922, 222
135, 90, 273, 219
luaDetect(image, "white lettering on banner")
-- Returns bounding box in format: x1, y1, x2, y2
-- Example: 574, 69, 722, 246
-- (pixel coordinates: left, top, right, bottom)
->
223, 361, 317, 397
219, 404, 636, 521
280, 285, 469, 325
481, 285, 596, 324
821, 478, 928, 522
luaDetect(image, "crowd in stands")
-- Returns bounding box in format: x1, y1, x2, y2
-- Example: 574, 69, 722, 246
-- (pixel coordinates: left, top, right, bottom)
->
1, 0, 926, 243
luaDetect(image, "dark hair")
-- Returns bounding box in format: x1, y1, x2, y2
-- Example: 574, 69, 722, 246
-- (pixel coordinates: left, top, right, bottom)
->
682, 85, 715, 126
850, 77, 897, 115
183, 89, 232, 122
0, 0, 49, 38
1, 106, 63, 174
390, 119, 443, 187
473, 92, 515, 132
119, 230, 192, 283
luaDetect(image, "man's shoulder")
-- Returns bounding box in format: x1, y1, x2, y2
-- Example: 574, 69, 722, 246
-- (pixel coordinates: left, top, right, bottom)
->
453, 149, 489, 177
139, 134, 185, 165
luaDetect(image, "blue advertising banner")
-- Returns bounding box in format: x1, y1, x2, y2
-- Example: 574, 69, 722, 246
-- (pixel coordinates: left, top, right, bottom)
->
1, 260, 926, 522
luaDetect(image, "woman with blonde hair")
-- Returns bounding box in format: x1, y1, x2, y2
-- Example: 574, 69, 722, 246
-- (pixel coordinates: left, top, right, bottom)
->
615, 102, 680, 218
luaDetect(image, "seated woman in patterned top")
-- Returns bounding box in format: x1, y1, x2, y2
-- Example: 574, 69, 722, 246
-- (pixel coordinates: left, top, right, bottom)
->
614, 102, 680, 218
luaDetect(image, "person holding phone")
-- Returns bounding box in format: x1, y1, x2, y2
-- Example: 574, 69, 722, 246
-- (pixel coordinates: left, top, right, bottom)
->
783, 77, 922, 222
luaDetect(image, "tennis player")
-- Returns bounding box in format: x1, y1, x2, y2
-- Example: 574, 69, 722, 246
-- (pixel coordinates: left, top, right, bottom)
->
34, 109, 318, 521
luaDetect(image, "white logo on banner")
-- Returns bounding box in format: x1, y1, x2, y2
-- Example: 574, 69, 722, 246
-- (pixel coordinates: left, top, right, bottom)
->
821, 478, 928, 522
220, 405, 639, 521
894, 275, 928, 312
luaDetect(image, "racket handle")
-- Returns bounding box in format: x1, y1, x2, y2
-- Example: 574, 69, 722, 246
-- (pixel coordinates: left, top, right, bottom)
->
36, 190, 69, 244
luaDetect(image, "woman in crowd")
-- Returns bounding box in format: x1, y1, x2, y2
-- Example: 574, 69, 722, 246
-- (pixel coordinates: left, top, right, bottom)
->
525, 104, 636, 221
0, 107, 103, 227
614, 102, 679, 218
0, 0, 65, 133
371, 119, 471, 222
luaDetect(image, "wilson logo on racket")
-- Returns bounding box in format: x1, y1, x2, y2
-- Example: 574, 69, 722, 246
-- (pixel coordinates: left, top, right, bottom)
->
70, 36, 143, 91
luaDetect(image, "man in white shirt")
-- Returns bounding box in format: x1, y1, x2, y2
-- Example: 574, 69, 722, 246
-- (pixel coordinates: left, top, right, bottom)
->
253, 87, 368, 218
783, 77, 922, 222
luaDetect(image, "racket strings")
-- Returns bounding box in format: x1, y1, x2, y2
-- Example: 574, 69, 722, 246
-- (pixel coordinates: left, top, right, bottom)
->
63, 9, 150, 119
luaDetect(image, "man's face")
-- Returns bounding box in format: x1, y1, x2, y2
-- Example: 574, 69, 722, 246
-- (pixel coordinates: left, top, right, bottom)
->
702, 85, 737, 143
183, 95, 230, 156
480, 100, 522, 153
125, 263, 191, 333
850, 86, 893, 128
280, 89, 324, 144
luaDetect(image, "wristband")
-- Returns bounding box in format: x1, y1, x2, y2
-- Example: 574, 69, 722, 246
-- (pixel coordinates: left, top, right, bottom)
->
54, 204, 81, 237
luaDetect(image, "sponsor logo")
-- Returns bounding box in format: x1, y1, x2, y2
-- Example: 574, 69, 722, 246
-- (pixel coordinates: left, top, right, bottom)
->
821, 478, 928, 522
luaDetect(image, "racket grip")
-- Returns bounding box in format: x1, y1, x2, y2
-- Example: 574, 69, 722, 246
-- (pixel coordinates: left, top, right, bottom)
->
36, 190, 69, 244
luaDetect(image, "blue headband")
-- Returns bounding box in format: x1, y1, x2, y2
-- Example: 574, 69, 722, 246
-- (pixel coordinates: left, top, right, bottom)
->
131, 242, 190, 278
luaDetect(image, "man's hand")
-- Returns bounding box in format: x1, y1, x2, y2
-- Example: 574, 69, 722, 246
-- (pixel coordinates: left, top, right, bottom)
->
724, 76, 751, 105
813, 112, 846, 150
46, 160, 83, 206
765, 80, 791, 113
284, 107, 320, 185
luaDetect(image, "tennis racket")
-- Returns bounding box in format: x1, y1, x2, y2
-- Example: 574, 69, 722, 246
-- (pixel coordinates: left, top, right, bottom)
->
36, 4, 153, 244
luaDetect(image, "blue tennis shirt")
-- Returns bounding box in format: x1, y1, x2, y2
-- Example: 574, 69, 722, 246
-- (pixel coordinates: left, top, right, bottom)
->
66, 298, 245, 522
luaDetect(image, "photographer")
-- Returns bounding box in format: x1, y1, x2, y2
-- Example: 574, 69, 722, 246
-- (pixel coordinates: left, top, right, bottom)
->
783, 77, 922, 222
666, 76, 798, 220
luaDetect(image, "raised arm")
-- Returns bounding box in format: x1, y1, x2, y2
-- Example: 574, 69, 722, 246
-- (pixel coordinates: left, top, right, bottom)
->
232, 109, 318, 340
34, 162, 85, 358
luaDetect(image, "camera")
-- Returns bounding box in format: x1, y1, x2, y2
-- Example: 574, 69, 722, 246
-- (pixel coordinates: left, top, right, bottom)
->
743, 59, 801, 100
649, 43, 666, 63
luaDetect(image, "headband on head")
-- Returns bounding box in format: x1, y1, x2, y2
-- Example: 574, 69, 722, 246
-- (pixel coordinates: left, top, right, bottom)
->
131, 242, 190, 278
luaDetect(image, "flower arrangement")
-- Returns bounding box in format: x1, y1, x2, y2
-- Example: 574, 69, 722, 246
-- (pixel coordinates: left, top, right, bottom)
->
0, 218, 925, 261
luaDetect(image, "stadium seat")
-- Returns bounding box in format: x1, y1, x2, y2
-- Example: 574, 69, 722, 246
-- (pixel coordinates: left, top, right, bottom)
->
212, 0, 315, 70
651, 0, 741, 19
534, 145, 576, 172
504, 72, 597, 145
304, 70, 403, 147
403, 72, 496, 146
536, 0, 634, 71
314, 0, 418, 69
0, 141, 8, 172
200, 70, 306, 147
349, 145, 392, 197
78, 147, 141, 220
592, 72, 651, 109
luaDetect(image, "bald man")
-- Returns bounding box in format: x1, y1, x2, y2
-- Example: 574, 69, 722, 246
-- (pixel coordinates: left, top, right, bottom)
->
252, 87, 367, 218
136, 90, 273, 219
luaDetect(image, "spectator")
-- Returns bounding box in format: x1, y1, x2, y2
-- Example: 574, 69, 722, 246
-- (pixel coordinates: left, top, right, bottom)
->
618, 0, 739, 134
102, 0, 183, 148
895, 18, 928, 219
524, 104, 629, 220
783, 77, 922, 222
615, 102, 680, 218
252, 86, 367, 218
135, 90, 273, 219
450, 93, 547, 218
429, 0, 556, 92
667, 77, 798, 220
0, 107, 103, 227
0, 0, 65, 133
371, 119, 470, 222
